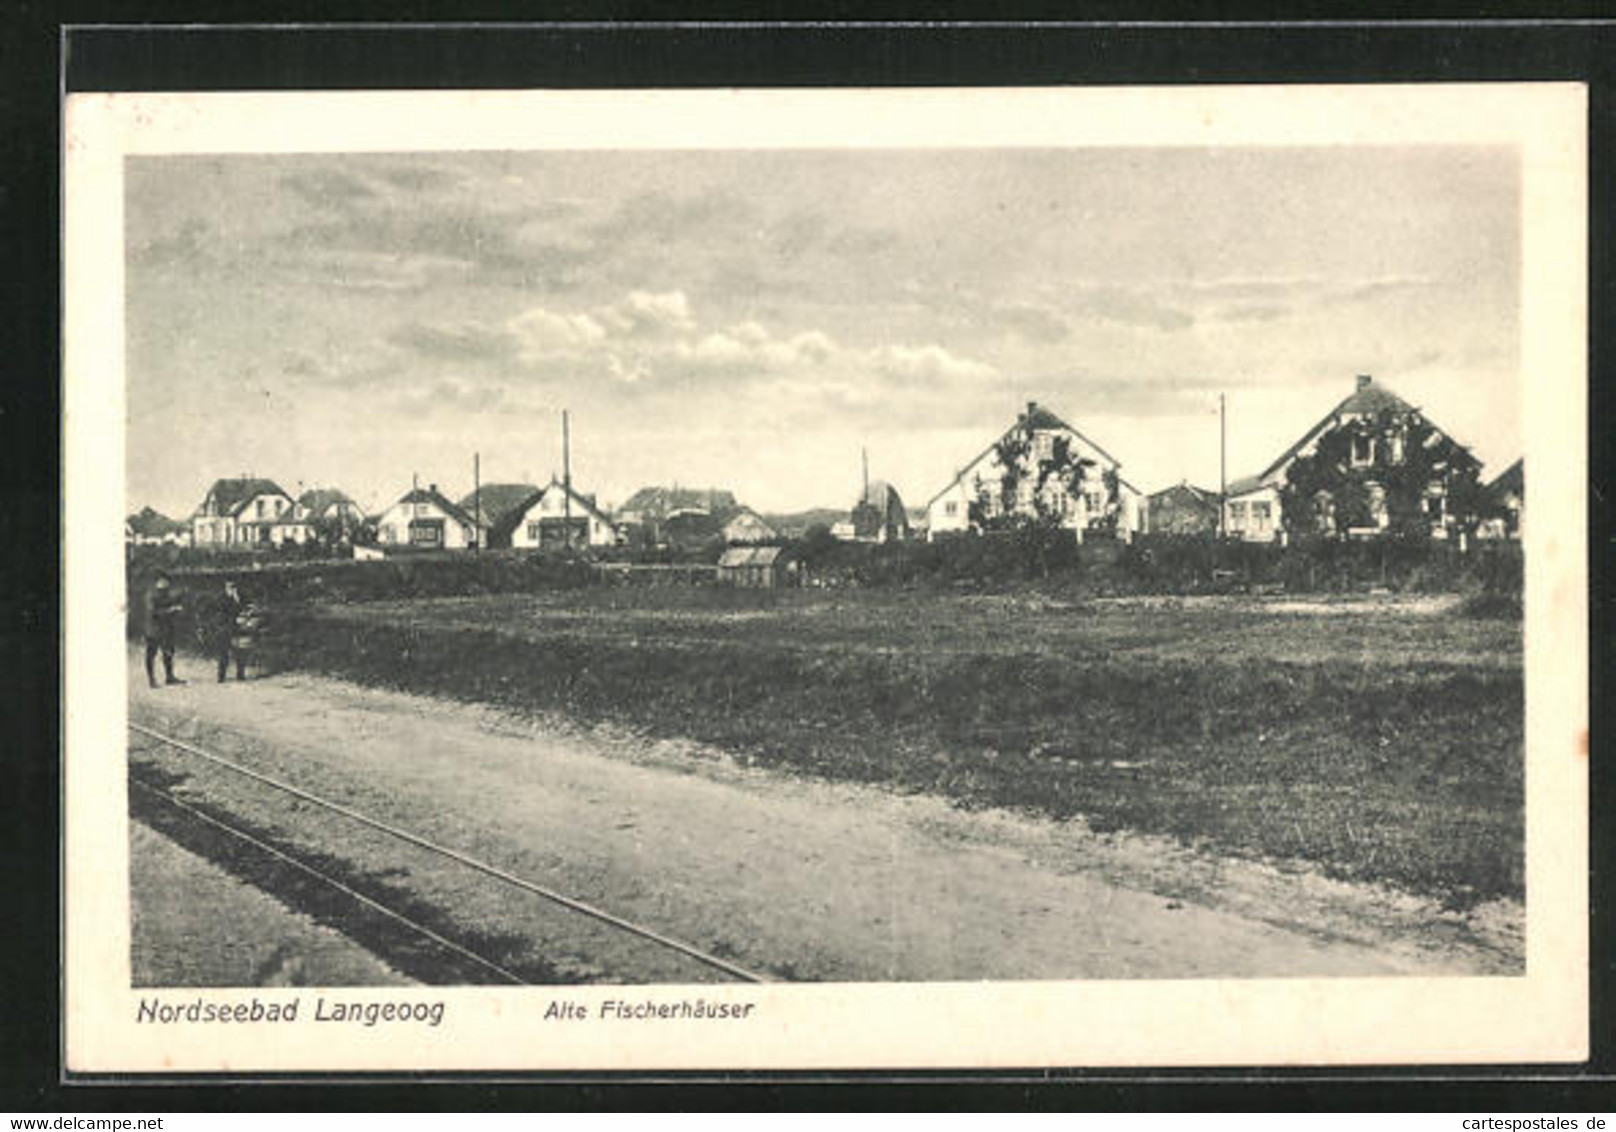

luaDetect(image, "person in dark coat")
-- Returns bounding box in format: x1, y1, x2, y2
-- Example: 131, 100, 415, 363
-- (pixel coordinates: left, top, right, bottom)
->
141, 573, 184, 688
213, 579, 262, 681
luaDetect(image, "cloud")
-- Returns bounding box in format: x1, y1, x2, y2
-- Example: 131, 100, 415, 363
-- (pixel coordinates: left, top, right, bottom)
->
401, 378, 506, 415
280, 169, 376, 209
390, 320, 520, 362
995, 303, 1070, 343
870, 343, 997, 386
508, 307, 608, 363
596, 290, 695, 336
1207, 302, 1293, 324
1070, 286, 1195, 331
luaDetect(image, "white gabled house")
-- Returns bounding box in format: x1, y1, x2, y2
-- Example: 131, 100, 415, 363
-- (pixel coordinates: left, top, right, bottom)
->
191, 477, 301, 549
491, 478, 617, 550
1222, 374, 1483, 542
375, 484, 484, 550
924, 401, 1144, 541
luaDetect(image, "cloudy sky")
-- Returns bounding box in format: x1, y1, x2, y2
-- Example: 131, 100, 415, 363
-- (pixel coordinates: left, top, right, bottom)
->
125, 146, 1520, 518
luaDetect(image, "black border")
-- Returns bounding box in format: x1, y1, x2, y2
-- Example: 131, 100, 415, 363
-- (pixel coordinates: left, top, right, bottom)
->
10, 15, 1612, 1111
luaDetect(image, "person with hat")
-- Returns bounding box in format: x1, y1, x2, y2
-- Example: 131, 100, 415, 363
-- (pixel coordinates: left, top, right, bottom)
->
141, 573, 185, 688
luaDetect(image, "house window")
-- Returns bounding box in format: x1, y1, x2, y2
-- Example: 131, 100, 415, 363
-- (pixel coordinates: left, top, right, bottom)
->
1368, 484, 1388, 527
1351, 434, 1375, 468
257, 499, 267, 518
415, 503, 430, 518
1389, 432, 1406, 465
1033, 432, 1055, 462
1085, 491, 1104, 514
1252, 501, 1272, 525
380, 526, 395, 544
1425, 493, 1445, 519
527, 521, 542, 541
1228, 501, 1248, 527
943, 501, 958, 517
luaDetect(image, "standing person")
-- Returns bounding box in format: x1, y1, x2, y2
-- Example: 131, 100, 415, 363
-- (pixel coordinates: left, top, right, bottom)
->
141, 573, 184, 688
212, 579, 245, 682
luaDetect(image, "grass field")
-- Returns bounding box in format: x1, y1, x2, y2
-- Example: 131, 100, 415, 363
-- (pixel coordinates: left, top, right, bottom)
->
264, 589, 1523, 908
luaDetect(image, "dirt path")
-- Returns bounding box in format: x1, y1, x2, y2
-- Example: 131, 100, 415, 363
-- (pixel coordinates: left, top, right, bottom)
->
126, 651, 1518, 983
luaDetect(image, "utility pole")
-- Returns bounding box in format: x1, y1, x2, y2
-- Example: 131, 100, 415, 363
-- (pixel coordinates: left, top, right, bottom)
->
473, 451, 481, 553
862, 445, 869, 496
562, 409, 572, 549
1219, 393, 1227, 540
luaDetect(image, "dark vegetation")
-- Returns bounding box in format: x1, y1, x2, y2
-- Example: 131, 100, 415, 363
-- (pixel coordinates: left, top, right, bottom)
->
128, 535, 1524, 909
240, 589, 1522, 910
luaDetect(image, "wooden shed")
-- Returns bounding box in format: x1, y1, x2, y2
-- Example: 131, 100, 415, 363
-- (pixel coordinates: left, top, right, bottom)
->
716, 546, 799, 589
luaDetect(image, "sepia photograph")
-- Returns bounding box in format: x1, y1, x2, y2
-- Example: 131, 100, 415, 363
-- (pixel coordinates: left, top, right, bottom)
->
63, 84, 1588, 1072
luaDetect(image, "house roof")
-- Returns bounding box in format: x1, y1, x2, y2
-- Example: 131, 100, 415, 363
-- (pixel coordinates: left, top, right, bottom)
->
126, 506, 186, 537
723, 509, 779, 539
1253, 376, 1477, 484
1488, 458, 1523, 496
487, 480, 615, 543
200, 477, 291, 518
1223, 475, 1272, 499
924, 401, 1139, 510
857, 479, 907, 515
718, 546, 792, 568
457, 483, 541, 528
619, 486, 739, 521
392, 486, 480, 528
1147, 482, 1221, 507
297, 487, 362, 521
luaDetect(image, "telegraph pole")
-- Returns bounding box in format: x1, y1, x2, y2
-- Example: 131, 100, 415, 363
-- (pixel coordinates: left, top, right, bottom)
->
562, 409, 572, 549
1219, 393, 1227, 540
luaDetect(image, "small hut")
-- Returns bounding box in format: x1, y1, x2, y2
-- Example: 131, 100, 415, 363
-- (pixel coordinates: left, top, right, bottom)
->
716, 545, 799, 589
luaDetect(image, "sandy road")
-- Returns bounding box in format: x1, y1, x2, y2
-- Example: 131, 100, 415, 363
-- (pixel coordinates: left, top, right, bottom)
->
126, 652, 1518, 983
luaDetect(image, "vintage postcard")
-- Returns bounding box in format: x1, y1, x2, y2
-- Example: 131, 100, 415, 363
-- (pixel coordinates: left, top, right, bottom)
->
63, 85, 1587, 1073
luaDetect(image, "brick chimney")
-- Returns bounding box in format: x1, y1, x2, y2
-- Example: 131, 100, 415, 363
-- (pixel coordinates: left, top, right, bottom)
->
428, 483, 437, 493
1356, 374, 1373, 390
1026, 400, 1038, 417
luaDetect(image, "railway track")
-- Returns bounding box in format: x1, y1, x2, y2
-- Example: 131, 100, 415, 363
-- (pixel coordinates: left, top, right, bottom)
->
128, 720, 771, 987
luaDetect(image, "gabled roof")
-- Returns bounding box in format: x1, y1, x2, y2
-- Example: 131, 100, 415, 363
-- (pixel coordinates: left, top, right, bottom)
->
126, 506, 186, 537
298, 487, 363, 521
619, 486, 739, 521
391, 486, 479, 528
856, 479, 908, 517
1487, 458, 1523, 499
925, 401, 1139, 510
488, 480, 614, 544
1254, 376, 1477, 484
723, 508, 779, 540
1147, 482, 1221, 507
200, 477, 291, 518
718, 546, 792, 568
1224, 475, 1272, 499
457, 483, 540, 528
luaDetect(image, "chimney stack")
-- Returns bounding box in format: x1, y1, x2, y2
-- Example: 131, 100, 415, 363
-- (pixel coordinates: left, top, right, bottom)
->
1026, 400, 1038, 416
428, 483, 437, 493
1356, 374, 1373, 390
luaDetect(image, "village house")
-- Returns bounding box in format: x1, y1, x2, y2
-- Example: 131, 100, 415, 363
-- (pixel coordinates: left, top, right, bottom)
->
1143, 482, 1222, 537
491, 479, 617, 550
849, 480, 911, 543
296, 487, 367, 538
457, 483, 541, 537
125, 506, 191, 547
717, 545, 800, 588
1479, 459, 1523, 540
190, 477, 299, 550
1223, 374, 1484, 543
374, 484, 485, 550
924, 401, 1144, 541
722, 508, 779, 546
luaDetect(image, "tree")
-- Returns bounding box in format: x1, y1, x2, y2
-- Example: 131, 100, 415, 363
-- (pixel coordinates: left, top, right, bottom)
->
1279, 408, 1486, 539
968, 418, 1114, 534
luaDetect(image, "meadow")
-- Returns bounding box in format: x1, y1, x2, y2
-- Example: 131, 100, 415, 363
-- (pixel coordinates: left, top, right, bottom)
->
261, 588, 1524, 908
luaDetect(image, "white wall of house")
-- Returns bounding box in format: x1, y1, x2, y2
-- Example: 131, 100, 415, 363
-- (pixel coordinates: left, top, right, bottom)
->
507, 488, 616, 549
925, 427, 1143, 540
375, 498, 476, 549
192, 490, 295, 549
1223, 485, 1283, 542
